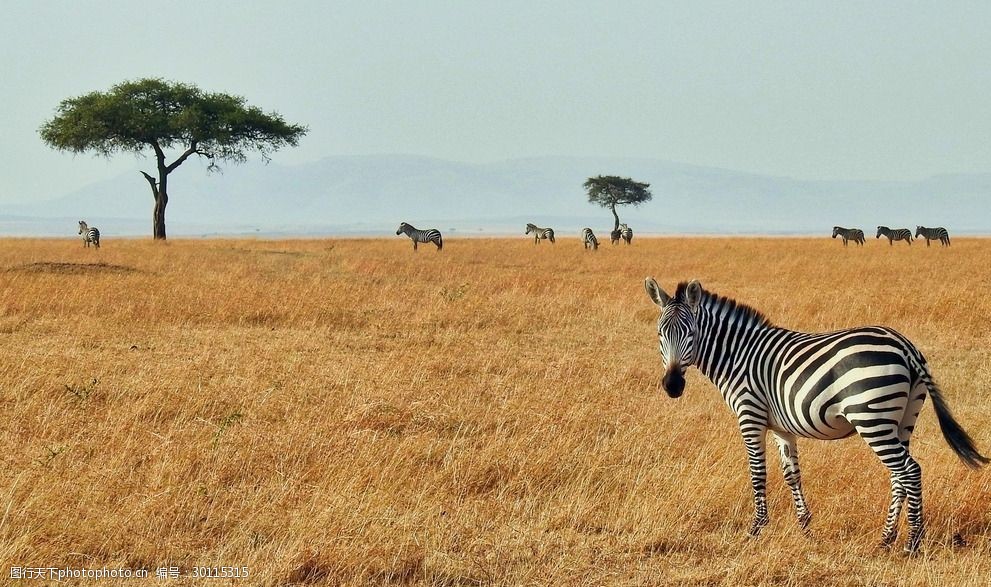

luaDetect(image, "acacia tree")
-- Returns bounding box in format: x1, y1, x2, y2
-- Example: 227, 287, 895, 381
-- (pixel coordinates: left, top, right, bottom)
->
583, 175, 653, 231
39, 78, 307, 239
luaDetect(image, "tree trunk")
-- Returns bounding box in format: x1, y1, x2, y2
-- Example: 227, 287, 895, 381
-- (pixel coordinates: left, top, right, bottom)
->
611, 204, 620, 231
153, 190, 168, 240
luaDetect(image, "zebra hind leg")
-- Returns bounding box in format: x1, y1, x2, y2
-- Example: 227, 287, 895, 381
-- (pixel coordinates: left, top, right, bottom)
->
770, 431, 812, 531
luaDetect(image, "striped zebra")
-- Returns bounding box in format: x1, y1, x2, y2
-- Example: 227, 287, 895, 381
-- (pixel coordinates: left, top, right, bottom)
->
395, 222, 443, 251
525, 223, 555, 244
915, 226, 950, 247
581, 227, 599, 250
620, 223, 633, 245
78, 220, 100, 249
644, 278, 988, 553
876, 226, 912, 246
610, 228, 622, 245
831, 226, 865, 246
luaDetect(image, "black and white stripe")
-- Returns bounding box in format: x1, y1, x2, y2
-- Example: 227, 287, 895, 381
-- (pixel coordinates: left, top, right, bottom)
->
915, 226, 950, 247
525, 223, 555, 244
619, 223, 633, 245
610, 229, 622, 245
78, 220, 100, 249
644, 278, 987, 553
396, 222, 443, 251
876, 226, 912, 246
831, 226, 864, 246
581, 227, 599, 250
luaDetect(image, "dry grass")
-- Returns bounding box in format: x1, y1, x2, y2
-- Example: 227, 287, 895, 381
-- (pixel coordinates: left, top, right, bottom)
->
0, 236, 989, 586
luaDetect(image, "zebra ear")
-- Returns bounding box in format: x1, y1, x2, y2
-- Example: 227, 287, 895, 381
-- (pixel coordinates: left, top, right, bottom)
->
685, 280, 702, 312
645, 277, 670, 307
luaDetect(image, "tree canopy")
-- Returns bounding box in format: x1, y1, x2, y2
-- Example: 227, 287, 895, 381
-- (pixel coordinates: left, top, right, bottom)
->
39, 78, 308, 239
583, 175, 652, 230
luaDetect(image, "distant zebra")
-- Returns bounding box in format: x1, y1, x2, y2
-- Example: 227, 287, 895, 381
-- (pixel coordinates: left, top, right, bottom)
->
395, 222, 443, 251
78, 220, 100, 249
581, 227, 599, 250
620, 223, 633, 245
644, 278, 988, 554
876, 226, 912, 246
525, 223, 555, 244
610, 229, 622, 245
831, 226, 865, 246
915, 226, 950, 247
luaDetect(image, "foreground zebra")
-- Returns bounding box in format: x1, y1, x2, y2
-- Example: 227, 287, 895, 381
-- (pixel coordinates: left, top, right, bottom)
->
876, 226, 912, 246
644, 278, 987, 553
525, 223, 555, 244
831, 226, 864, 246
581, 227, 599, 250
78, 220, 100, 249
619, 223, 633, 245
395, 222, 443, 251
915, 226, 950, 247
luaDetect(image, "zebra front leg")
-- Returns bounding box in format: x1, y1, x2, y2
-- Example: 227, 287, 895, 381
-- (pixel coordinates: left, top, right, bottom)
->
770, 431, 812, 530
741, 425, 770, 536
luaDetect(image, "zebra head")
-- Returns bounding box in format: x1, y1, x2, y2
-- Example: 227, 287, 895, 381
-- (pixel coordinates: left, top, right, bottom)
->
876, 226, 886, 239
915, 226, 923, 238
831, 226, 840, 238
525, 223, 536, 235
78, 220, 88, 235
396, 222, 409, 235
644, 278, 702, 398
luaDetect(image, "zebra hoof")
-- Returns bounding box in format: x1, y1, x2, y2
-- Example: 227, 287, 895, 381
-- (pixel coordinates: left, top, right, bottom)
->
903, 532, 924, 556
797, 512, 812, 531
878, 531, 897, 549
747, 517, 769, 537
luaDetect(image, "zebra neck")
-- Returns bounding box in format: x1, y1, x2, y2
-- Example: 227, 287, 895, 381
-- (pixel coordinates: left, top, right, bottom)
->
692, 293, 773, 387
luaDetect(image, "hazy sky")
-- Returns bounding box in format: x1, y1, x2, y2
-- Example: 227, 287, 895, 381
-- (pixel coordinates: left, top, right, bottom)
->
1, 1, 989, 204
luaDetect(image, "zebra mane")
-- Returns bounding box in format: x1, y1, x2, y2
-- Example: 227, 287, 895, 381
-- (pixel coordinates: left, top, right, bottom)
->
675, 281, 773, 328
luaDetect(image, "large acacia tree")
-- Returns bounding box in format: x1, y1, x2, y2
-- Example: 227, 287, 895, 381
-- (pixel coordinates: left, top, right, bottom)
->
583, 175, 653, 231
39, 78, 307, 239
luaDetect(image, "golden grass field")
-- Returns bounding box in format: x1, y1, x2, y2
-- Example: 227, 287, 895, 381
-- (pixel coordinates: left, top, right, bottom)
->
0, 236, 989, 586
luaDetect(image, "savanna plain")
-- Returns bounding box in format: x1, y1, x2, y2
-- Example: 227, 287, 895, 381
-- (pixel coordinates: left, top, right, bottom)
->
0, 236, 989, 586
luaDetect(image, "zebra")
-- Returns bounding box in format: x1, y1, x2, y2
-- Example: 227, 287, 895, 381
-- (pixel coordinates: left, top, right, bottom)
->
643, 278, 987, 553
395, 222, 442, 251
610, 228, 622, 245
78, 220, 100, 249
876, 226, 912, 246
915, 226, 950, 247
831, 226, 865, 246
525, 223, 555, 244
581, 227, 599, 250
620, 223, 633, 245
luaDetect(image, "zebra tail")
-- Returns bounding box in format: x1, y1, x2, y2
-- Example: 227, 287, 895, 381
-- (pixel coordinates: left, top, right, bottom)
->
437, 235, 443, 250
927, 382, 989, 469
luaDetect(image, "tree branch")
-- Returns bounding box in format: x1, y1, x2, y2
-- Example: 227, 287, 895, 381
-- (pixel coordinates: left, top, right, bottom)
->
166, 140, 202, 173
139, 171, 158, 199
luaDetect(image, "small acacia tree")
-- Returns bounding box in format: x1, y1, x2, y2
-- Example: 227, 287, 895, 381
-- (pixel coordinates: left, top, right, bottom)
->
583, 175, 653, 231
39, 78, 308, 239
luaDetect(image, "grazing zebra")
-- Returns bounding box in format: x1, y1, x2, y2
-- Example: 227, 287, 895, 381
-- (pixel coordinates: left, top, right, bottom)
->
876, 226, 912, 246
620, 223, 633, 245
915, 226, 950, 247
610, 228, 622, 245
525, 223, 555, 244
395, 222, 443, 251
78, 220, 100, 249
644, 278, 987, 553
831, 226, 865, 246
581, 227, 599, 250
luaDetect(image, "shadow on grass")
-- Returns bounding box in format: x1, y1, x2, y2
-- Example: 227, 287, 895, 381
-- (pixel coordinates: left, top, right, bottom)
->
7, 261, 139, 274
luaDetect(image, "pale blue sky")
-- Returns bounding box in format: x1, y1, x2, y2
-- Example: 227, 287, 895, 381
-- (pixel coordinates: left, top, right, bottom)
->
1, 1, 989, 203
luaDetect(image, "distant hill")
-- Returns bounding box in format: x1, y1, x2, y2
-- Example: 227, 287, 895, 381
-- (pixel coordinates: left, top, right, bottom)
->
2, 155, 989, 236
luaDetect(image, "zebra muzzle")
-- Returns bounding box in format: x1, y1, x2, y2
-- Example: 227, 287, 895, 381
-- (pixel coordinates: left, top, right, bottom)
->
661, 368, 685, 398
